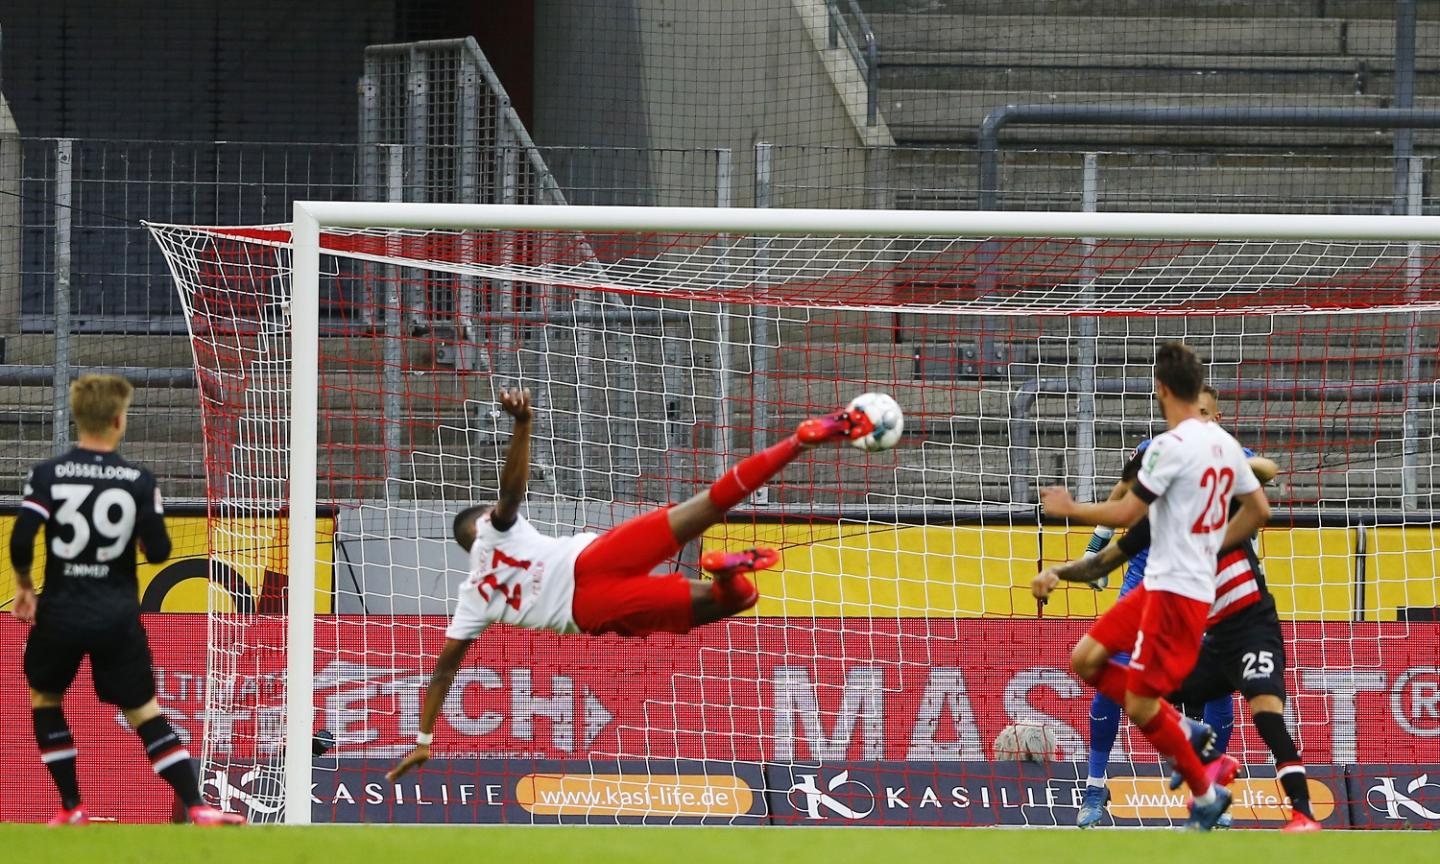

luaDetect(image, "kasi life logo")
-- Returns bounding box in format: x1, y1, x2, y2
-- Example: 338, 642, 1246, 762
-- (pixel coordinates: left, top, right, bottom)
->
786, 770, 876, 821
203, 765, 286, 818
1367, 773, 1440, 821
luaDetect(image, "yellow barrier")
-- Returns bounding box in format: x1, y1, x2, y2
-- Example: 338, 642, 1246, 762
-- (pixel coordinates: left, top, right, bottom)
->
1, 514, 335, 613
704, 522, 1439, 622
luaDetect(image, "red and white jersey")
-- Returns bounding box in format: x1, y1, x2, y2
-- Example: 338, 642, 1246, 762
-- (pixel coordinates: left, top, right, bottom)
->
1208, 544, 1263, 626
1133, 417, 1260, 604
444, 512, 598, 640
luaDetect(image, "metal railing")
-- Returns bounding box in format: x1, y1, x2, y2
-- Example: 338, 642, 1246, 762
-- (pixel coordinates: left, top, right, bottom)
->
977, 105, 1440, 212
359, 37, 567, 207
827, 0, 878, 127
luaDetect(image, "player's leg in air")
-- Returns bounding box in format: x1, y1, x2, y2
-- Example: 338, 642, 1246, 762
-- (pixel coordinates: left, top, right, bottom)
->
1172, 687, 1238, 827
570, 403, 875, 636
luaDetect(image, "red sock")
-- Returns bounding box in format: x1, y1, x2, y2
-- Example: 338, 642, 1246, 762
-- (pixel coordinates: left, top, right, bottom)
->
708, 436, 804, 510
1140, 700, 1210, 796
711, 573, 758, 612
1091, 660, 1129, 705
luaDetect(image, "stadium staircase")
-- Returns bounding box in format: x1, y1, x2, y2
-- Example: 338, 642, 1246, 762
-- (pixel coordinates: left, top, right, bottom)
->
860, 0, 1440, 211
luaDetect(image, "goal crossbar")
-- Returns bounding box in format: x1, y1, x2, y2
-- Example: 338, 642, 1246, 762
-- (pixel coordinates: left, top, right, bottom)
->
286, 202, 1440, 240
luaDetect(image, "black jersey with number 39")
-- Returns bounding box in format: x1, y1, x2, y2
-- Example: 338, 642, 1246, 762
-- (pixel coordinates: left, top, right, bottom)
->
14, 447, 171, 627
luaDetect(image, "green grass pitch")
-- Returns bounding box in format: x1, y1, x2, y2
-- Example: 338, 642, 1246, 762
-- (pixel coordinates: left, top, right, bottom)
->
1, 825, 1437, 864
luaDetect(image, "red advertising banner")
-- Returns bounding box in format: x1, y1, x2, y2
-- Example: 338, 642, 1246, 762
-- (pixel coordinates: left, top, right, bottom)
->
2, 615, 1437, 823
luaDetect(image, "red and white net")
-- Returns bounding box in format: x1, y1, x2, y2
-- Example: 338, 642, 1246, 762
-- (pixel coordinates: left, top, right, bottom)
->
148, 219, 1440, 827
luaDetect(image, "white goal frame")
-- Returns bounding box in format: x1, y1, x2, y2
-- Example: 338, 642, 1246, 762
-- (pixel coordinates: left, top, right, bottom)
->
282, 201, 1440, 824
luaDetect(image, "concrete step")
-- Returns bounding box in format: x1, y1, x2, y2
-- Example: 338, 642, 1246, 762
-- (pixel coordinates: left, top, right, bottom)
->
859, 1, 1440, 19
885, 88, 1440, 147
867, 14, 1440, 58
5, 456, 1415, 510
868, 14, 1343, 56
0, 440, 204, 474
1, 335, 195, 367
909, 161, 1401, 213
880, 54, 1440, 99
0, 383, 202, 409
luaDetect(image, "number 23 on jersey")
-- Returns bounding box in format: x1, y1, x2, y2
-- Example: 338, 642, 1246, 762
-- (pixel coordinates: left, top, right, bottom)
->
1190, 467, 1235, 534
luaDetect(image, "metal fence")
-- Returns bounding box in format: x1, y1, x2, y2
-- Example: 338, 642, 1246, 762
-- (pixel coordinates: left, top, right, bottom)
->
12, 140, 1440, 323
4, 139, 1439, 506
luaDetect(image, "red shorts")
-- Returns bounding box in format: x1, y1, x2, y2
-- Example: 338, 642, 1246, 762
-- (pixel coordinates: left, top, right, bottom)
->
571, 507, 694, 637
1086, 582, 1210, 698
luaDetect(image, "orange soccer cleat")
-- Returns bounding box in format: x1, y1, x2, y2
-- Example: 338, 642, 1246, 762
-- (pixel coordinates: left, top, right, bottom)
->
46, 805, 87, 826
700, 547, 780, 576
189, 805, 246, 826
1281, 811, 1322, 833
796, 407, 873, 446
1205, 754, 1240, 787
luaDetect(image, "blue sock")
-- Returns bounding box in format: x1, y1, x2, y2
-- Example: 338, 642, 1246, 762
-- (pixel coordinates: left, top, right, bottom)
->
1203, 695, 1235, 754
1087, 691, 1122, 782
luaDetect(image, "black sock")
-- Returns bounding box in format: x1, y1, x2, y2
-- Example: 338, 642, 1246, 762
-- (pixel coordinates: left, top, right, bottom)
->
33, 707, 82, 810
136, 716, 203, 808
1253, 710, 1312, 818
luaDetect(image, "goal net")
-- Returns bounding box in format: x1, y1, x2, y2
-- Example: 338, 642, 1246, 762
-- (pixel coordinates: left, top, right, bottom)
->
147, 206, 1440, 828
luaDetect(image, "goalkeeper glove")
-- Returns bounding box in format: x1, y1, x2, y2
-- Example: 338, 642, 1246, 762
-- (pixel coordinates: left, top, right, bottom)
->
1083, 526, 1114, 591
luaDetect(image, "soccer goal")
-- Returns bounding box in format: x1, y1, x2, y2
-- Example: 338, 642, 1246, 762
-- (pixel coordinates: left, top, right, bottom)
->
147, 204, 1440, 828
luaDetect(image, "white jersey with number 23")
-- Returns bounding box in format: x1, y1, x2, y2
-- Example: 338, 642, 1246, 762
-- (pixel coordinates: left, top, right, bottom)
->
445, 512, 597, 640
1132, 416, 1260, 604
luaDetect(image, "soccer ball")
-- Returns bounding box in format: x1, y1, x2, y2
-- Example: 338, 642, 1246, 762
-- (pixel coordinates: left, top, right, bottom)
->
847, 392, 904, 452
991, 723, 1059, 763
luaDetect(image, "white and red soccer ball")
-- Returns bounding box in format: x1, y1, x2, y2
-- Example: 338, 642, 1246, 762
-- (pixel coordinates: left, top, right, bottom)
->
991, 723, 1060, 763
847, 392, 904, 452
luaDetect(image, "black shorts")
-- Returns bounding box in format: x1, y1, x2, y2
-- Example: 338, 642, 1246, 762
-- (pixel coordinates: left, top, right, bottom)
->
1169, 600, 1288, 705
23, 615, 158, 709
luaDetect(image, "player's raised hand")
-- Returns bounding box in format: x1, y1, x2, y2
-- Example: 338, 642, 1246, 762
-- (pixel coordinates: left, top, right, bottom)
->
1039, 486, 1075, 517
386, 743, 430, 782
11, 586, 37, 623
497, 387, 533, 422
1031, 568, 1060, 602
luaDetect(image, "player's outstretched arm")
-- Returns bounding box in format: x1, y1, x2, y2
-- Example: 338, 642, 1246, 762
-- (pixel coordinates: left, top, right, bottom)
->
1081, 478, 1133, 556
490, 387, 533, 532
1220, 487, 1270, 552
1248, 456, 1279, 485
1041, 486, 1148, 529
1032, 544, 1131, 601
387, 637, 473, 782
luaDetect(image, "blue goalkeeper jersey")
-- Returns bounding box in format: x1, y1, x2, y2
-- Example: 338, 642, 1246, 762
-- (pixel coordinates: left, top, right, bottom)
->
1117, 439, 1153, 597
1117, 437, 1254, 597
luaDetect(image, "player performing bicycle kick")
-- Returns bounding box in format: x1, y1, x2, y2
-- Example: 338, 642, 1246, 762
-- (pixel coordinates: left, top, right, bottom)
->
388, 387, 902, 780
